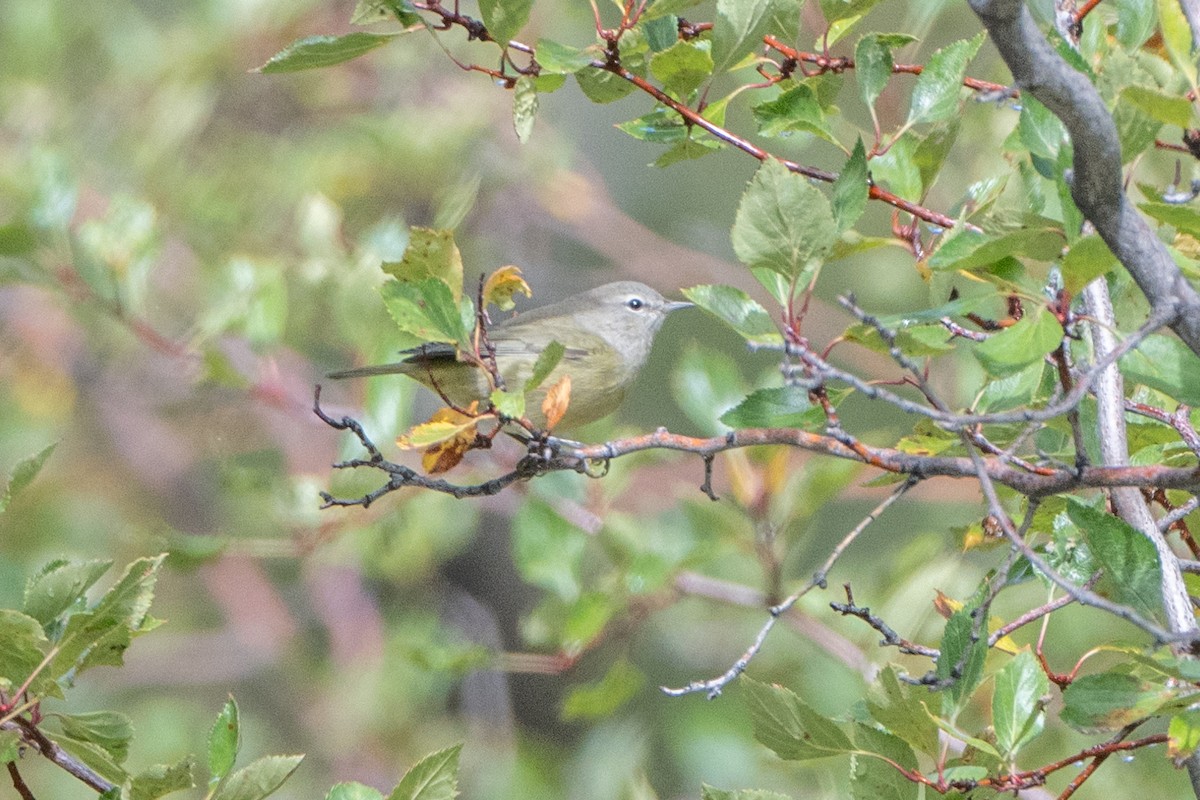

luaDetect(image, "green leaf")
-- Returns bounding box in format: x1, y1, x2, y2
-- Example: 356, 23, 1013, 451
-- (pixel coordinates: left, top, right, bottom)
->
832, 139, 869, 233
654, 137, 723, 167
720, 388, 817, 428
52, 711, 133, 764
936, 608, 988, 716
1122, 84, 1194, 128
854, 33, 916, 109
388, 743, 462, 800
1, 442, 57, 514
327, 783, 386, 800
650, 40, 714, 97
562, 659, 644, 720
1061, 672, 1173, 730
682, 284, 782, 345
712, 0, 800, 73
382, 227, 463, 295
865, 667, 939, 757
1067, 499, 1163, 619
535, 39, 594, 74
1115, 0, 1156, 49
644, 0, 706, 21
479, 0, 532, 45
1158, 0, 1197, 86
752, 83, 836, 142
973, 309, 1063, 377
911, 120, 960, 193
130, 756, 196, 800
1122, 334, 1200, 406
992, 650, 1049, 758
819, 0, 883, 25
741, 677, 854, 760
643, 15, 679, 52
927, 225, 1065, 272
1061, 235, 1117, 294
211, 755, 303, 800
616, 110, 689, 143
0, 730, 20, 765
209, 697, 241, 784
489, 388, 525, 419
1140, 201, 1200, 238
513, 501, 584, 601
512, 75, 537, 144
51, 732, 128, 783
906, 32, 985, 126
1170, 710, 1200, 761
0, 609, 55, 696
256, 33, 398, 73
851, 724, 919, 800
1018, 95, 1066, 160
380, 278, 469, 344
732, 159, 836, 282
576, 67, 637, 103
23, 558, 112, 626
527, 340, 565, 391
49, 555, 165, 681
350, 0, 423, 28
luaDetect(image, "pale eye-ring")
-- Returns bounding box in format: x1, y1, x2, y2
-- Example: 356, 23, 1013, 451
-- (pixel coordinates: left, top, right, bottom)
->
626, 297, 644, 311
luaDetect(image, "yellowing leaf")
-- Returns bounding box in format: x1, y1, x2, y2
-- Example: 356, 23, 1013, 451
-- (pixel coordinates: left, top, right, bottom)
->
541, 375, 572, 430
397, 404, 481, 449
482, 265, 532, 311
396, 404, 484, 474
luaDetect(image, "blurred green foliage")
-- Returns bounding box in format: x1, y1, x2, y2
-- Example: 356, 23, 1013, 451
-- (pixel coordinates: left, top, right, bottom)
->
4, 0, 1200, 798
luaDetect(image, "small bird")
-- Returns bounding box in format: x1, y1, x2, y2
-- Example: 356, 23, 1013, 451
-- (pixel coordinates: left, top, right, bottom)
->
328, 281, 691, 429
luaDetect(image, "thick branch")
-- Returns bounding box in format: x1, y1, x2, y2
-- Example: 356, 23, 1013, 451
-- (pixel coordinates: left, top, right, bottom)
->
967, 0, 1200, 357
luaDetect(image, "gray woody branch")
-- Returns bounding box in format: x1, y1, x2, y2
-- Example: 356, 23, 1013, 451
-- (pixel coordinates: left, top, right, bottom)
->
967, 0, 1200, 357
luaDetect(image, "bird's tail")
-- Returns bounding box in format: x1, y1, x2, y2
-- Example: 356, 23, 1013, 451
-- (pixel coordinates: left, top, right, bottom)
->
326, 362, 412, 379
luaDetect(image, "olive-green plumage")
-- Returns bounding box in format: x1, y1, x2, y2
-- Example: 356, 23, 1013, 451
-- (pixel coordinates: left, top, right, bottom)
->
328, 281, 690, 428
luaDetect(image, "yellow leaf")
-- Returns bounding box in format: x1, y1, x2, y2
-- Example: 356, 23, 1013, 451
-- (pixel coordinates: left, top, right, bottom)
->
541, 374, 572, 430
482, 265, 532, 311
933, 590, 959, 619
397, 403, 481, 449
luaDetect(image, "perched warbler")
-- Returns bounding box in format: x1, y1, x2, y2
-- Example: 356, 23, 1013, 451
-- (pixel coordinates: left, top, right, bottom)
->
328, 281, 691, 429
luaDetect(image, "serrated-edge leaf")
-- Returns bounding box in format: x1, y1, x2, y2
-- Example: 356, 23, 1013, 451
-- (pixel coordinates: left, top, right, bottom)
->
48, 554, 165, 681
512, 76, 537, 144
992, 650, 1048, 757
257, 33, 398, 74
906, 32, 985, 126
23, 557, 113, 625
742, 677, 853, 760
388, 743, 462, 800
129, 755, 197, 800
682, 284, 782, 345
479, 0, 533, 46
833, 139, 869, 233
732, 160, 837, 282
210, 754, 304, 800
1, 442, 58, 514
209, 697, 241, 783
327, 782, 387, 800
1067, 499, 1163, 618
527, 340, 565, 391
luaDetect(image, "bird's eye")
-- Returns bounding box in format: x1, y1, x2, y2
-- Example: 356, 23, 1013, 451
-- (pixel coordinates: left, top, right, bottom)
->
626, 298, 644, 311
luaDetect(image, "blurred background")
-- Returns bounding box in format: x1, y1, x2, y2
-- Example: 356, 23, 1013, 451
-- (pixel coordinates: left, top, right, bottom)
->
0, 0, 1181, 797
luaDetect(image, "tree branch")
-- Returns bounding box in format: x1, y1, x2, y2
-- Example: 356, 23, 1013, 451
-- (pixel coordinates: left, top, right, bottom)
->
967, 0, 1200, 357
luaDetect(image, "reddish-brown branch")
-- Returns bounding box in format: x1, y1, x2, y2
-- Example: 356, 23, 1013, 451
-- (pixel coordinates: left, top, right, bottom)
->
602, 63, 965, 230
762, 35, 1016, 97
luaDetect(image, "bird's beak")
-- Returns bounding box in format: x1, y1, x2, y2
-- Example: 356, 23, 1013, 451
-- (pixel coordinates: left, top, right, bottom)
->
665, 300, 693, 313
